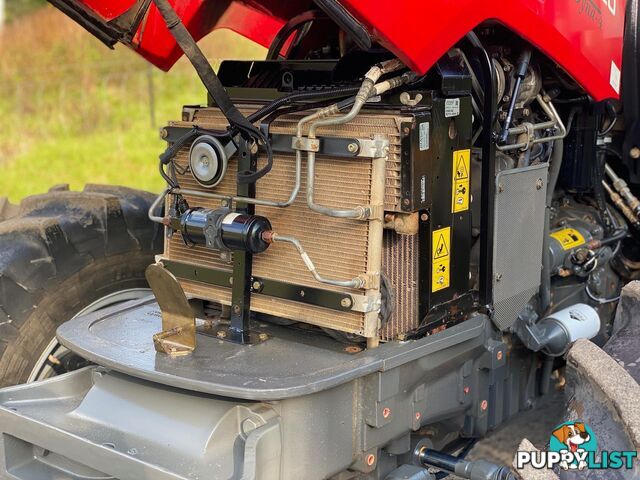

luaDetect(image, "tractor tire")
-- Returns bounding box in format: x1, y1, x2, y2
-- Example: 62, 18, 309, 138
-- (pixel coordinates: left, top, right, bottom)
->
0, 185, 163, 387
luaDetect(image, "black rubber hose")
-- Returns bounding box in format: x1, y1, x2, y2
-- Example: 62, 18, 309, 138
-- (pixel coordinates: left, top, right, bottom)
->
266, 10, 327, 60
247, 86, 359, 124
599, 228, 628, 247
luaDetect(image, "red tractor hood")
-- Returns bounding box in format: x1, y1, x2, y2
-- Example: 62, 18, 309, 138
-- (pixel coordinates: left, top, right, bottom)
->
55, 0, 625, 101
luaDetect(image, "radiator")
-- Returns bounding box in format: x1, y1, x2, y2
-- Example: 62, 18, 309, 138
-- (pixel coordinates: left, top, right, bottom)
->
161, 106, 420, 341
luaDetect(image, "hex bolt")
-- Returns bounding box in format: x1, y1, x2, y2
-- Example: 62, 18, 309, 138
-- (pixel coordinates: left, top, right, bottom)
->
480, 400, 488, 411
220, 199, 229, 207
631, 147, 640, 159
382, 407, 391, 419
536, 178, 544, 190
258, 333, 268, 341
340, 297, 352, 308
217, 330, 227, 339
252, 280, 262, 291
347, 143, 358, 153
366, 454, 376, 467
497, 350, 503, 361
420, 213, 429, 222
403, 198, 411, 206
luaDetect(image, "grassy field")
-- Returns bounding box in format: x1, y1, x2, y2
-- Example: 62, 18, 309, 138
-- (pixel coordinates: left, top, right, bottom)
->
0, 6, 265, 201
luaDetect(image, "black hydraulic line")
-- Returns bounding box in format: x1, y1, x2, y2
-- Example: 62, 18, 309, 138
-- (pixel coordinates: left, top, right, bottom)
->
417, 448, 516, 480
498, 49, 532, 143
247, 86, 360, 124
266, 10, 327, 60
151, 0, 272, 185
598, 228, 628, 247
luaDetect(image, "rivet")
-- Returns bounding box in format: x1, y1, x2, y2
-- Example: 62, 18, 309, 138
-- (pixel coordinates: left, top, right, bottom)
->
382, 407, 391, 419
631, 147, 640, 159
420, 213, 429, 222
366, 454, 376, 467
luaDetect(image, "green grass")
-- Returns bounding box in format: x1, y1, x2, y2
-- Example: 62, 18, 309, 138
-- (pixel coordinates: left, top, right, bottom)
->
0, 6, 265, 201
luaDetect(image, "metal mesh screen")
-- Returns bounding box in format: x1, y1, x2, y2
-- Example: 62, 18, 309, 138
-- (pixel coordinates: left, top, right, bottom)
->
492, 163, 549, 330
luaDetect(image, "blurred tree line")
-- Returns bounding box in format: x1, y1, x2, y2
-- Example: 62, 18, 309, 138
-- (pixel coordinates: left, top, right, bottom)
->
6, 0, 46, 23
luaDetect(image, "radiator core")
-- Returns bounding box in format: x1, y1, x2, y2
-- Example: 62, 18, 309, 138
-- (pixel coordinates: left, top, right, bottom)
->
161, 106, 420, 341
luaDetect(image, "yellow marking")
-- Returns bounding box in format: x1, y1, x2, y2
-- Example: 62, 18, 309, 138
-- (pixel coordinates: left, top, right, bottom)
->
452, 149, 471, 213
550, 228, 586, 250
432, 227, 451, 292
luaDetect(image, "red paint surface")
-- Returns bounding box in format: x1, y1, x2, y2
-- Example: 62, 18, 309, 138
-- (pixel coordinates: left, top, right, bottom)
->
77, 0, 626, 100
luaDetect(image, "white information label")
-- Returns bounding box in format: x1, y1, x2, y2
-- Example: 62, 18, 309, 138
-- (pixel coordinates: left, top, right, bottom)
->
445, 98, 460, 118
419, 122, 430, 151
610, 60, 621, 94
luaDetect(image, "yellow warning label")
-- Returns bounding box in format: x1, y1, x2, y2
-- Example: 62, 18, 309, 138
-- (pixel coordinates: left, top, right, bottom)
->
432, 227, 451, 292
550, 228, 586, 250
452, 149, 470, 213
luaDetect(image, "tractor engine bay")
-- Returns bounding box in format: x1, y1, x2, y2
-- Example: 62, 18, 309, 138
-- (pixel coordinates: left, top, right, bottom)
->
152, 55, 475, 349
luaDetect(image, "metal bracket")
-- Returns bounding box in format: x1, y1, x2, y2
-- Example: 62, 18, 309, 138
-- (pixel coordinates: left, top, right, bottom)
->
357, 136, 390, 158
146, 263, 196, 356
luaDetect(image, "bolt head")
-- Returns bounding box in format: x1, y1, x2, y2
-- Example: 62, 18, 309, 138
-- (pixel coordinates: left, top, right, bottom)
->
258, 333, 268, 341
252, 281, 261, 291
233, 305, 241, 314
536, 178, 544, 190
403, 198, 411, 206
366, 454, 376, 467
631, 147, 640, 159
403, 126, 411, 135
415, 412, 421, 421
480, 399, 488, 411
420, 213, 429, 222
347, 143, 358, 153
160, 128, 168, 139
497, 350, 503, 361
463, 386, 470, 395
382, 407, 391, 419
340, 297, 352, 308
217, 330, 227, 339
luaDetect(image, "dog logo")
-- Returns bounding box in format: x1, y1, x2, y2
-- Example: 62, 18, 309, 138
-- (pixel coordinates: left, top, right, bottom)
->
550, 422, 594, 470
515, 421, 636, 472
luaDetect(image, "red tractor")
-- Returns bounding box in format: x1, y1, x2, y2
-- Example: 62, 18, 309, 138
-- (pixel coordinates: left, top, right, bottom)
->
0, 1, 639, 479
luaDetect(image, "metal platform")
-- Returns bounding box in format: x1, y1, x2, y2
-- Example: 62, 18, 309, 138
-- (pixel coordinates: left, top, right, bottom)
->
57, 296, 488, 400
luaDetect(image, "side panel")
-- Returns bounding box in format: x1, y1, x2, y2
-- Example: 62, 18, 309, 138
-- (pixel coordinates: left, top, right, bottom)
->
341, 0, 625, 100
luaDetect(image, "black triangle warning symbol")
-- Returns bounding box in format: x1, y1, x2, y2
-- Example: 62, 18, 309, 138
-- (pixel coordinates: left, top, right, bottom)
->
456, 154, 469, 180
434, 233, 449, 259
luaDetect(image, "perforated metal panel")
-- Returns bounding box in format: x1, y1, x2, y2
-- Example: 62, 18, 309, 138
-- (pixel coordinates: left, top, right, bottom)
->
492, 163, 548, 330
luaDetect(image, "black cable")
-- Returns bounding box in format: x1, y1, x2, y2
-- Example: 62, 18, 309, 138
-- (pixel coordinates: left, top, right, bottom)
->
266, 10, 327, 60
598, 100, 618, 136
599, 228, 628, 246
151, 0, 272, 184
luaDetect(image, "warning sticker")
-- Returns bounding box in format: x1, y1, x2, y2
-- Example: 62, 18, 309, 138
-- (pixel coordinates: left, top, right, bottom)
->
432, 227, 451, 292
550, 228, 586, 251
452, 149, 471, 213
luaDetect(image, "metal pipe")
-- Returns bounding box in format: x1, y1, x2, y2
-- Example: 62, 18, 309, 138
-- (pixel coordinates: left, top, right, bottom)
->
496, 95, 567, 152
270, 233, 364, 288
605, 164, 640, 216
603, 180, 640, 228
301, 64, 405, 219
148, 188, 171, 225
